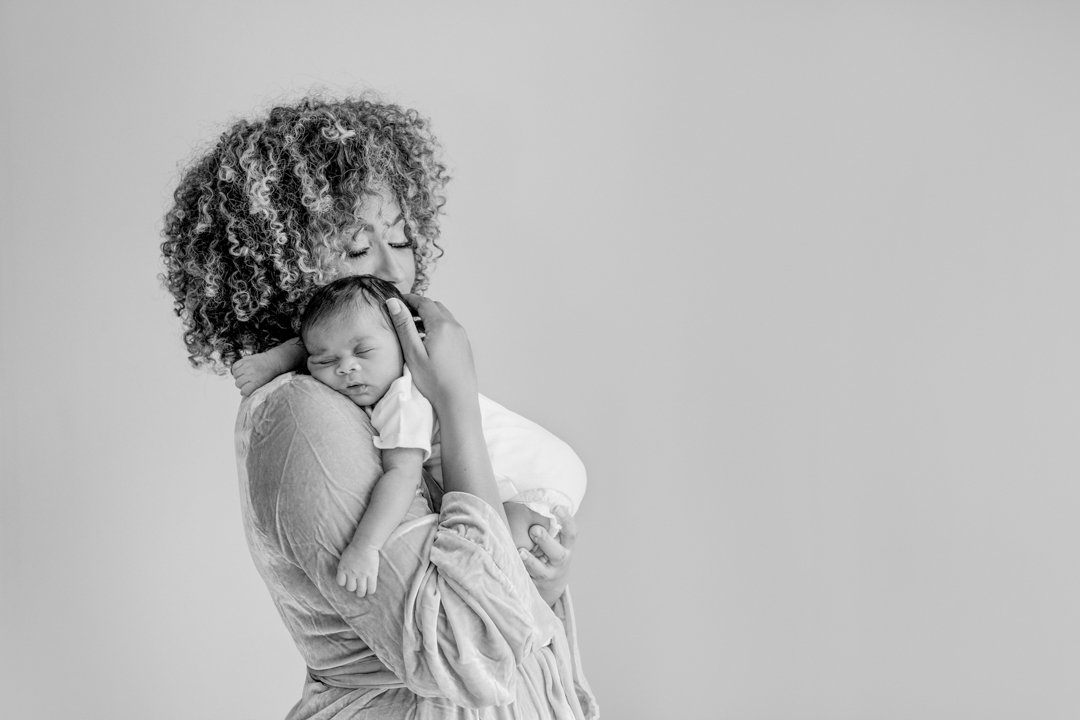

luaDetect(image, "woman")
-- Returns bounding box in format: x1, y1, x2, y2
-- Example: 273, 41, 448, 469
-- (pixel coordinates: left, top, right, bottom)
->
161, 96, 596, 719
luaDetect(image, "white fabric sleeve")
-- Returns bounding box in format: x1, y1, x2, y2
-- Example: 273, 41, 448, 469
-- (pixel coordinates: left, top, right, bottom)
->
369, 365, 434, 460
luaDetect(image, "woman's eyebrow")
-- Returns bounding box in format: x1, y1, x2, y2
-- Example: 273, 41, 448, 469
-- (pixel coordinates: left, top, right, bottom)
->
356, 212, 403, 232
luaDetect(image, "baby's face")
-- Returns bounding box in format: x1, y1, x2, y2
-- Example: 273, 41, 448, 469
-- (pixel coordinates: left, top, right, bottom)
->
304, 302, 404, 408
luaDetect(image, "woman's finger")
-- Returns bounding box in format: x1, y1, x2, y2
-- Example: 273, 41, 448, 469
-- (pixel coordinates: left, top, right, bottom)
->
386, 297, 428, 365
553, 508, 577, 552
529, 525, 569, 567
518, 548, 555, 580
405, 293, 458, 324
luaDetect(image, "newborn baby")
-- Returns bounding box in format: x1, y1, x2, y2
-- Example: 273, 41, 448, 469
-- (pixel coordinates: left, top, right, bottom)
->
298, 275, 587, 596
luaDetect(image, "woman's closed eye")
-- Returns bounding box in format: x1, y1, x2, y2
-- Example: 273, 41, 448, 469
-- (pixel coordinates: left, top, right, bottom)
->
346, 219, 412, 256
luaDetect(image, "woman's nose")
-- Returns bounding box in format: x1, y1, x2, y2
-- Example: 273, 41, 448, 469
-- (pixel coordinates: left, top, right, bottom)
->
372, 244, 408, 285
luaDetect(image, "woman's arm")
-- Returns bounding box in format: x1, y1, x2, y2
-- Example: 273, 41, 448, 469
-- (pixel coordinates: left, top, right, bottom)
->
387, 295, 580, 604
386, 296, 507, 522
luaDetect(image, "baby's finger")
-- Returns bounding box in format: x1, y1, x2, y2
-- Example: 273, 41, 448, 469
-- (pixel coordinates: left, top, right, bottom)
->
346, 576, 358, 593
529, 526, 569, 567
337, 570, 347, 587
519, 548, 556, 580
386, 297, 428, 366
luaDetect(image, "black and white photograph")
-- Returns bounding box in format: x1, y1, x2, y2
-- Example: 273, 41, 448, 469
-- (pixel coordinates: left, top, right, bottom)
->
1, 2, 1078, 718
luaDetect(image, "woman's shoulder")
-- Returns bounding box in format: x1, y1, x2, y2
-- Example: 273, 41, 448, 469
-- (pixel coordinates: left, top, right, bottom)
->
235, 373, 375, 454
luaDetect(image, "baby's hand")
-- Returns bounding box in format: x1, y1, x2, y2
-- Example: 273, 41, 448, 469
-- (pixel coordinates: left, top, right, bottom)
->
337, 544, 381, 597
231, 351, 284, 397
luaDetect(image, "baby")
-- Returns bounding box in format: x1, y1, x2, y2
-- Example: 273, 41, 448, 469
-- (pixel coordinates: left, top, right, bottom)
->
239, 275, 586, 597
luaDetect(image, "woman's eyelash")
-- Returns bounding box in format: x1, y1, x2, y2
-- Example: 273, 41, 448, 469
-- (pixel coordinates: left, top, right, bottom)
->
347, 240, 412, 256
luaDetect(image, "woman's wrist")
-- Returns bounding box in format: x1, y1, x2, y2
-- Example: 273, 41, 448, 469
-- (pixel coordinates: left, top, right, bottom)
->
430, 385, 481, 420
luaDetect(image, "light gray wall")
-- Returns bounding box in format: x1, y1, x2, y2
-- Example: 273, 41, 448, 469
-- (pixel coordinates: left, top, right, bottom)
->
2, 1, 1078, 718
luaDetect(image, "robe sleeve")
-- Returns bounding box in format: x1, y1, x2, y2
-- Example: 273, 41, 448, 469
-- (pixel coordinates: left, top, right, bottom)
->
244, 375, 560, 708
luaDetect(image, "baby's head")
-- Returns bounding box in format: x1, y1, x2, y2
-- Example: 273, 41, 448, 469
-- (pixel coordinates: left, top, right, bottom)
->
300, 275, 406, 408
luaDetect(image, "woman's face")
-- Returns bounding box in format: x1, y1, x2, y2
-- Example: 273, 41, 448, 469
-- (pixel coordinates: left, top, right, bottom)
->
323, 186, 417, 293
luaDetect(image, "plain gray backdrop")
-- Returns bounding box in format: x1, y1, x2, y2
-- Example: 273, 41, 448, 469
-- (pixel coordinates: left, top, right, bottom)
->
2, 1, 1079, 718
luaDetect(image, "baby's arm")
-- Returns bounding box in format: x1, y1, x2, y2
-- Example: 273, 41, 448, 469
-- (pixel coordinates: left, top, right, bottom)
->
337, 446, 426, 597
231, 338, 307, 397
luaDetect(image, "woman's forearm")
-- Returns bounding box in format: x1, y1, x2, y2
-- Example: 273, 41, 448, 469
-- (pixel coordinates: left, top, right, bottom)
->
435, 394, 508, 523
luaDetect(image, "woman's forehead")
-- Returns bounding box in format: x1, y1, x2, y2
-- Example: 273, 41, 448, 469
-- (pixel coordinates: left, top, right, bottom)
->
355, 186, 402, 221
320, 186, 403, 241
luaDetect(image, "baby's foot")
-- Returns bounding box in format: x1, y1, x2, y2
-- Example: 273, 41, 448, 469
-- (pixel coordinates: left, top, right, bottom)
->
337, 543, 381, 597
503, 502, 551, 553
231, 351, 288, 397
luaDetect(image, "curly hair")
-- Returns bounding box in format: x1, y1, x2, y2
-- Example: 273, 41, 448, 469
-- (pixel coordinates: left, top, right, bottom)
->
160, 95, 449, 371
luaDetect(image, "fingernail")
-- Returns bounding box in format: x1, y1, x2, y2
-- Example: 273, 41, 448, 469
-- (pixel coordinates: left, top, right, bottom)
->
386, 298, 403, 314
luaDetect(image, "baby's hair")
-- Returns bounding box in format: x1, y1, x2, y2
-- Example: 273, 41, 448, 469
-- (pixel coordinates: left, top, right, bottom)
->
299, 275, 406, 343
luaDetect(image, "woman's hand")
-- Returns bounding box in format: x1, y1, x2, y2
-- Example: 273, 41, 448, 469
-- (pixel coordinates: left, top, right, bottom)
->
386, 295, 479, 411
518, 508, 576, 606
387, 295, 505, 517
387, 295, 573, 602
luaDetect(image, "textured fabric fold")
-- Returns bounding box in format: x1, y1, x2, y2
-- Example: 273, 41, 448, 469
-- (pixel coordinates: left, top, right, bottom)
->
401, 494, 554, 706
